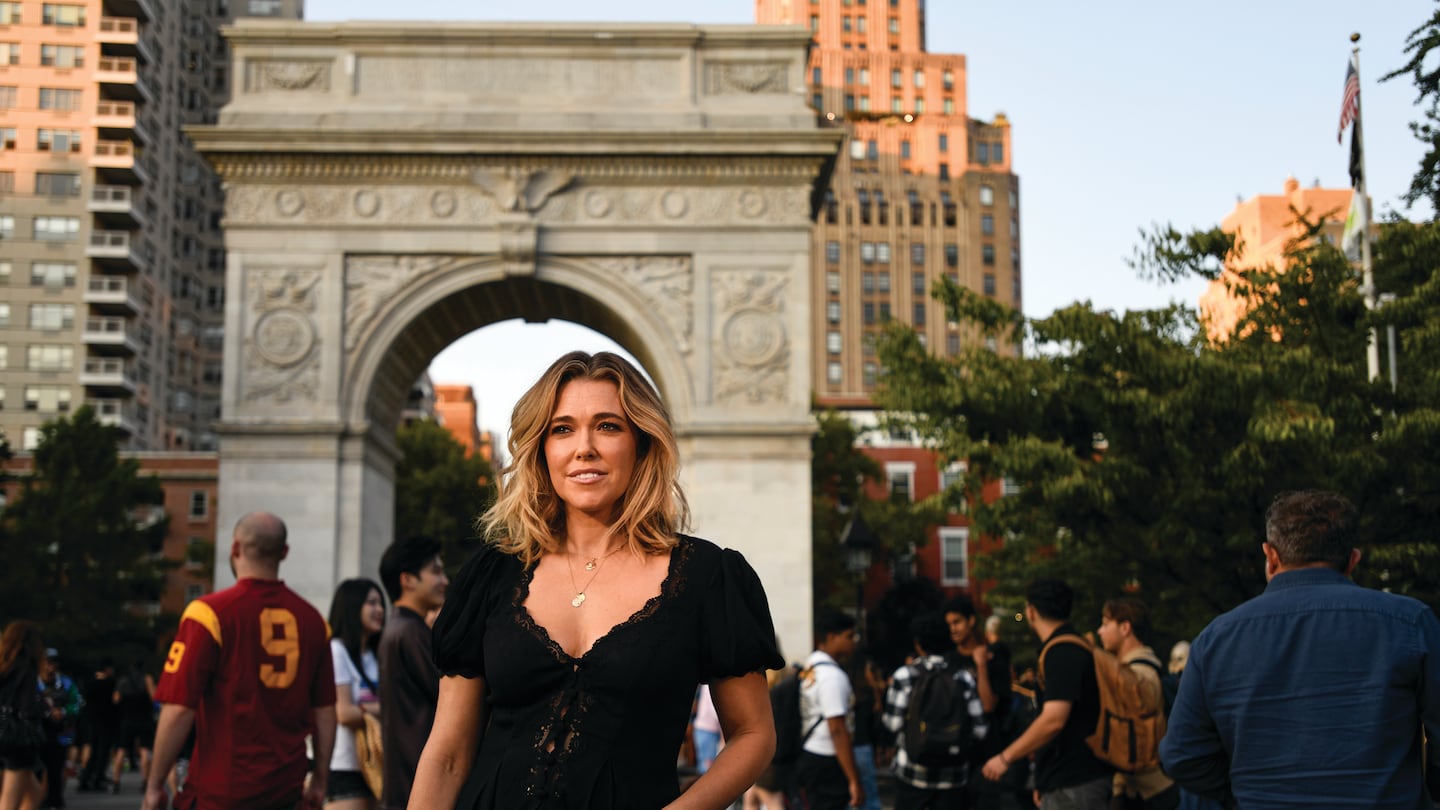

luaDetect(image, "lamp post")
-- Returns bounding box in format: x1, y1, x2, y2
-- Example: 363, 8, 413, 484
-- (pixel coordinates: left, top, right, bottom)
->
839, 512, 878, 632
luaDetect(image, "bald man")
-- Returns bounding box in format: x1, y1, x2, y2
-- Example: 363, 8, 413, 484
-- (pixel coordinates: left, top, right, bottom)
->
144, 513, 338, 810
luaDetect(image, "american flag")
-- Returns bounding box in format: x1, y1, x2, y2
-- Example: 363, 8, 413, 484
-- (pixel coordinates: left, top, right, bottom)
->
1338, 56, 1360, 143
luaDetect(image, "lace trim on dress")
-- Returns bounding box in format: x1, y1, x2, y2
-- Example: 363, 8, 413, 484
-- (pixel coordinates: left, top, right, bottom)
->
513, 536, 693, 665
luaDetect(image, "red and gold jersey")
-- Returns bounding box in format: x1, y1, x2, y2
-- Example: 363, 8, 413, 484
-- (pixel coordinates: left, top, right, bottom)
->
155, 578, 336, 809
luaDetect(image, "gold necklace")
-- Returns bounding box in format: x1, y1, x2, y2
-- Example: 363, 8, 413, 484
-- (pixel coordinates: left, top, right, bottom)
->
564, 543, 624, 608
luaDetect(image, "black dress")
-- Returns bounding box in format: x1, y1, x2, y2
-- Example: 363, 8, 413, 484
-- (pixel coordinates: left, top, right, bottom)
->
432, 534, 784, 810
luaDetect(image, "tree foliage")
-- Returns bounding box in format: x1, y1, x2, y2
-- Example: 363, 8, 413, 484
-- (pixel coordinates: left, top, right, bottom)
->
394, 419, 496, 573
0, 407, 170, 668
876, 175, 1440, 644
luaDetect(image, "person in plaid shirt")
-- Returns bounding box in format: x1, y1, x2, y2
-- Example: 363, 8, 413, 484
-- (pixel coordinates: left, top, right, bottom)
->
883, 613, 989, 810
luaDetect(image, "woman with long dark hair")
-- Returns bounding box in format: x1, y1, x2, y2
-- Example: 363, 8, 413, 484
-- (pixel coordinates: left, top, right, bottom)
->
0, 621, 47, 810
326, 578, 386, 809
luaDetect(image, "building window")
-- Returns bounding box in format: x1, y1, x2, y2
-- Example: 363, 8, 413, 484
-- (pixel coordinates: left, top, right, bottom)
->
913, 271, 926, 293
27, 345, 72, 371
1012, 247, 1021, 271
890, 69, 902, 89
189, 490, 209, 520
876, 242, 891, 263
946, 332, 960, 355
886, 462, 916, 501
983, 273, 996, 296
827, 270, 841, 294
0, 302, 8, 327
812, 67, 822, 86
913, 70, 925, 88
938, 133, 948, 153
1, 43, 18, 66
939, 527, 969, 585
859, 68, 869, 85
994, 142, 1004, 163
877, 271, 891, 292
849, 139, 866, 161
857, 15, 866, 32
826, 301, 841, 324
38, 87, 81, 110
0, 260, 9, 284
900, 139, 911, 159
0, 2, 20, 23
979, 184, 994, 206
33, 217, 79, 241
867, 139, 879, 160
24, 386, 72, 413
34, 172, 80, 197
943, 69, 954, 90
827, 331, 842, 354
0, 172, 11, 192
863, 362, 878, 388
913, 302, 926, 325
983, 245, 996, 266
860, 242, 876, 264
976, 142, 990, 165
859, 95, 871, 112
810, 15, 819, 31
1010, 189, 1019, 208
888, 16, 899, 34
981, 214, 995, 236
938, 162, 949, 181
862, 271, 875, 293
40, 44, 84, 67
863, 301, 876, 324
915, 98, 925, 114
1010, 218, 1019, 239
0, 86, 16, 108
1013, 274, 1022, 303
30, 262, 75, 287
28, 303, 74, 330
842, 15, 851, 31
41, 3, 85, 25
845, 93, 855, 111
910, 243, 925, 265
827, 361, 842, 385
0, 215, 11, 239
0, 347, 6, 370
37, 129, 81, 153
943, 98, 954, 115
812, 92, 823, 110
844, 68, 854, 85
826, 241, 841, 263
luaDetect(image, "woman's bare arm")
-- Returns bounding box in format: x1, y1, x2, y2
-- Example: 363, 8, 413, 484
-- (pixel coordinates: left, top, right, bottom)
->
666, 673, 775, 810
406, 675, 488, 810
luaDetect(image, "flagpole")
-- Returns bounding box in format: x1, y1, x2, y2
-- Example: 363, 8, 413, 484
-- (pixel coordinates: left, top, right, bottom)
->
1353, 33, 1381, 382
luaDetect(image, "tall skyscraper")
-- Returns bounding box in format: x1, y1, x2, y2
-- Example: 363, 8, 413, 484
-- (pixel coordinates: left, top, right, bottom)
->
756, 0, 1020, 407
0, 0, 297, 453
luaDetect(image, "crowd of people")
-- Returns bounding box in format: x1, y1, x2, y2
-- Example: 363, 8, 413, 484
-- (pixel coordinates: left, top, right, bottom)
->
2, 352, 1437, 810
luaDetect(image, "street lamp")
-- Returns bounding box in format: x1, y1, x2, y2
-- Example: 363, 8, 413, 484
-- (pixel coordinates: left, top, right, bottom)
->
839, 512, 878, 629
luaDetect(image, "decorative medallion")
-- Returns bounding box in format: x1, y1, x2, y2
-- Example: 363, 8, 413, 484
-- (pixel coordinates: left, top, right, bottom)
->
275, 189, 306, 218
660, 191, 689, 219
253, 309, 316, 368
584, 190, 613, 219
430, 190, 458, 219
243, 268, 322, 403
353, 190, 381, 218
712, 270, 790, 404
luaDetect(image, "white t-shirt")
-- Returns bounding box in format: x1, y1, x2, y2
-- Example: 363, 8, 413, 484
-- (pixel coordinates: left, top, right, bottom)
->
799, 650, 853, 757
329, 638, 380, 772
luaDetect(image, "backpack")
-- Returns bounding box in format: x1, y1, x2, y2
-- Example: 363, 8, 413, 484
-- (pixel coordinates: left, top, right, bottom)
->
901, 660, 976, 768
1128, 657, 1179, 719
1039, 635, 1166, 773
769, 660, 842, 791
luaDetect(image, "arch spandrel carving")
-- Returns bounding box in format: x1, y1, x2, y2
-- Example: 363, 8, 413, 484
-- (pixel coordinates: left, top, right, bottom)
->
241, 266, 324, 405
711, 269, 791, 405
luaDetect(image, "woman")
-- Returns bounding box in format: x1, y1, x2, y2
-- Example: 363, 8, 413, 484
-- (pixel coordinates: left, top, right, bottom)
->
411, 351, 782, 810
0, 622, 47, 810
326, 578, 386, 809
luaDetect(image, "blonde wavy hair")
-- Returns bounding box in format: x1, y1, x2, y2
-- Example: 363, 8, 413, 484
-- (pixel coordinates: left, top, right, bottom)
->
479, 351, 690, 565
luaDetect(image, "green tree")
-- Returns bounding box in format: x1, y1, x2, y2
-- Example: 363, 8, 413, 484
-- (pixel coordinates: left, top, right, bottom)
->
394, 419, 496, 572
0, 407, 170, 667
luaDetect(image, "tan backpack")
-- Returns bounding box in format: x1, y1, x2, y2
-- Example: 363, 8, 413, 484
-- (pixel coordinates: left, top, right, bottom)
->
1038, 634, 1166, 773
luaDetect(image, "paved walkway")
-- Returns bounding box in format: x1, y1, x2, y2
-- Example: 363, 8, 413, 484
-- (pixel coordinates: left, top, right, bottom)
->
57, 767, 145, 810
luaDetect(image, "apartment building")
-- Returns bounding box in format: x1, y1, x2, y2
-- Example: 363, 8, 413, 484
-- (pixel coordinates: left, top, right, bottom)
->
0, 0, 297, 453
756, 0, 1021, 407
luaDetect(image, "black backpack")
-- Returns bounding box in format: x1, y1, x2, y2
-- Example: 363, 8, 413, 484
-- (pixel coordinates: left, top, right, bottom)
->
902, 661, 975, 768
770, 661, 841, 778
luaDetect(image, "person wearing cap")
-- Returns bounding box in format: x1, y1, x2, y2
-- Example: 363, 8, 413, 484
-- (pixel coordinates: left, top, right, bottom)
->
37, 649, 81, 808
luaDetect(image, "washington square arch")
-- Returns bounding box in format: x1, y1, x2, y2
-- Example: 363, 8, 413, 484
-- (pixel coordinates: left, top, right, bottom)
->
192, 20, 842, 657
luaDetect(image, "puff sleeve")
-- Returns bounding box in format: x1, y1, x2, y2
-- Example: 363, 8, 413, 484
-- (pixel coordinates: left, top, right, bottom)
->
698, 547, 785, 682
432, 543, 515, 679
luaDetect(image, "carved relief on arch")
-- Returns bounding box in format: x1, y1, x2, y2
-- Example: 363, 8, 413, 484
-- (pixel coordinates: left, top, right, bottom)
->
342, 255, 469, 359
711, 270, 789, 404
243, 267, 323, 404
584, 256, 695, 355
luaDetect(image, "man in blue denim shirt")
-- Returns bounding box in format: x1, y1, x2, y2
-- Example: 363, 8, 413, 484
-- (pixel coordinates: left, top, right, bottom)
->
1160, 490, 1440, 809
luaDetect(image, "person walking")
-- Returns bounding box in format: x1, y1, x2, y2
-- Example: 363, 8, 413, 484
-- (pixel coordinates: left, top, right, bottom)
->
142, 512, 337, 810
1161, 490, 1440, 809
109, 663, 155, 795
0, 622, 48, 810
36, 650, 80, 809
326, 579, 386, 810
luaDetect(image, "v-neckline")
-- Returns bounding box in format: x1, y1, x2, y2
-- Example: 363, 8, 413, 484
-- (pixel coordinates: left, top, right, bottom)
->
516, 537, 686, 663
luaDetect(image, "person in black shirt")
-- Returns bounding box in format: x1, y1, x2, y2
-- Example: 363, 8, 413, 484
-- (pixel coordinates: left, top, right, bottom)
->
981, 579, 1109, 809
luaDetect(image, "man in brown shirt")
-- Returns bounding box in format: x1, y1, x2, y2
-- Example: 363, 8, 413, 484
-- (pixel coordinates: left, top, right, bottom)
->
377, 536, 448, 810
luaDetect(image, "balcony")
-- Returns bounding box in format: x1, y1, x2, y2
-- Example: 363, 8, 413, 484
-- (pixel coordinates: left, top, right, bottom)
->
80, 357, 138, 393
91, 398, 140, 434
96, 55, 152, 103
88, 185, 147, 229
84, 275, 141, 313
83, 317, 141, 355
86, 230, 145, 271
105, 0, 155, 23
90, 139, 149, 185
97, 17, 155, 64
94, 99, 152, 144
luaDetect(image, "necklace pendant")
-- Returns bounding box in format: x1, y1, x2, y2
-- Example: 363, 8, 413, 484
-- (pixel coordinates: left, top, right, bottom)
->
571, 593, 586, 608
585, 560, 597, 571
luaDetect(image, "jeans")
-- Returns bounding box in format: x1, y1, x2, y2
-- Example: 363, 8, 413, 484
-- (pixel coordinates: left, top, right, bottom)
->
694, 728, 722, 775
852, 743, 881, 810
1038, 775, 1110, 810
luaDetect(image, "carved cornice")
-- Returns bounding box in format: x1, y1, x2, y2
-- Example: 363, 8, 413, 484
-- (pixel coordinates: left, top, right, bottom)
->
203, 153, 833, 183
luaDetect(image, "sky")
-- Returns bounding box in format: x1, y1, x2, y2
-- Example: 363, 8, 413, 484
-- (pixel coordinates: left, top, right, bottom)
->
306, 0, 1437, 443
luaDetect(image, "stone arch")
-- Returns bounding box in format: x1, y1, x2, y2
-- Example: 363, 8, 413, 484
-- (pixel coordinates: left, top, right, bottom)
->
195, 20, 841, 658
